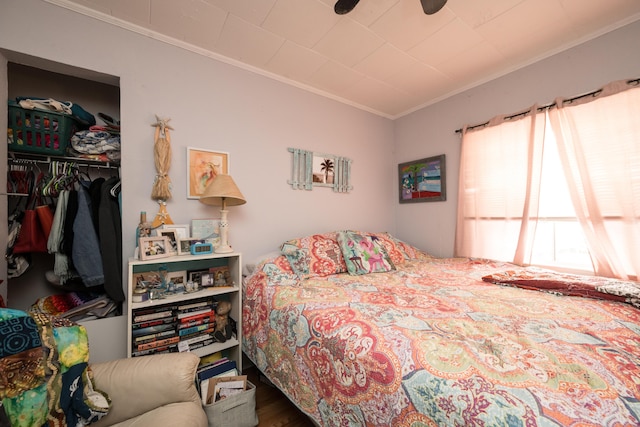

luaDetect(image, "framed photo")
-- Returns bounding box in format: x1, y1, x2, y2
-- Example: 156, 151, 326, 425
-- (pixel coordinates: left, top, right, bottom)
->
187, 147, 229, 199
155, 229, 179, 255
161, 224, 190, 239
177, 237, 204, 255
139, 236, 171, 260
166, 270, 187, 292
398, 154, 446, 204
209, 266, 232, 287
191, 218, 221, 247
200, 272, 215, 288
188, 269, 208, 287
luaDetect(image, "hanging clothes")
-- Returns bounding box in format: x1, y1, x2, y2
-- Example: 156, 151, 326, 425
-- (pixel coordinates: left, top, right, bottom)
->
72, 182, 104, 287
99, 177, 124, 302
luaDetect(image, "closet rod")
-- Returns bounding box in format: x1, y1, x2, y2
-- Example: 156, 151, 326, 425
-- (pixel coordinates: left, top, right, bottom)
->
8, 152, 120, 170
454, 77, 640, 134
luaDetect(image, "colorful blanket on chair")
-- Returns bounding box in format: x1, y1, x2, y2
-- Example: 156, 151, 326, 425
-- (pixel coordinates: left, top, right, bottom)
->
0, 308, 110, 426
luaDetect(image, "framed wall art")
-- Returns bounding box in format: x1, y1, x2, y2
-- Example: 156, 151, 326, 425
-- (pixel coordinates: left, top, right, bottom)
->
398, 154, 446, 203
287, 148, 352, 193
187, 147, 229, 199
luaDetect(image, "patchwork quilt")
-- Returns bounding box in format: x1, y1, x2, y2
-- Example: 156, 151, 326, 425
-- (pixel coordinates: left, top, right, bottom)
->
0, 308, 110, 426
243, 254, 640, 426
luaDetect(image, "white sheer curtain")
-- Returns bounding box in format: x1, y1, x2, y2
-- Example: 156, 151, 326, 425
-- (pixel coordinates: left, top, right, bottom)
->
455, 107, 546, 264
548, 80, 640, 280
456, 79, 640, 280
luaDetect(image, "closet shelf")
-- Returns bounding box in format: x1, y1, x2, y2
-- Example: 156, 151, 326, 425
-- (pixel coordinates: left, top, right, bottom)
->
8, 151, 120, 170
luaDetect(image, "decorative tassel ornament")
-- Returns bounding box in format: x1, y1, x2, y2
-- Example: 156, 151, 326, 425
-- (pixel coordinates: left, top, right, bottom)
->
151, 116, 174, 227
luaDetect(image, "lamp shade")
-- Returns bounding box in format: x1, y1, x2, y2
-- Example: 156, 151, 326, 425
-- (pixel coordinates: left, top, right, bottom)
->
199, 174, 246, 207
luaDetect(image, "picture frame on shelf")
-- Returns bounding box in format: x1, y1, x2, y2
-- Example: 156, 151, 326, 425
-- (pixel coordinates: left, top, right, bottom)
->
200, 272, 215, 288
178, 237, 204, 256
209, 266, 232, 287
139, 236, 171, 261
191, 218, 221, 248
156, 229, 179, 255
166, 270, 187, 292
188, 269, 208, 287
161, 224, 190, 239
187, 147, 229, 199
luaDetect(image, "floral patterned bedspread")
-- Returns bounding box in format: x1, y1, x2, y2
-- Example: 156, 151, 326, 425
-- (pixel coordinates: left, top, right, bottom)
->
242, 255, 640, 426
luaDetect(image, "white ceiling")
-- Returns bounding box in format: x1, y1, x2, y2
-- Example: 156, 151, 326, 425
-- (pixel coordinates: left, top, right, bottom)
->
56, 0, 640, 118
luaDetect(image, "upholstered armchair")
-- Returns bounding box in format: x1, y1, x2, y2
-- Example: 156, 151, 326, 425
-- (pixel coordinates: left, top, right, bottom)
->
90, 352, 207, 427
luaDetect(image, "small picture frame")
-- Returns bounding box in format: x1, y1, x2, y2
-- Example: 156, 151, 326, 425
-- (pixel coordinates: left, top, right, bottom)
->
200, 272, 215, 288
178, 237, 204, 255
166, 270, 187, 292
155, 229, 179, 255
209, 266, 232, 287
161, 224, 190, 239
139, 236, 171, 261
188, 269, 208, 287
191, 218, 221, 247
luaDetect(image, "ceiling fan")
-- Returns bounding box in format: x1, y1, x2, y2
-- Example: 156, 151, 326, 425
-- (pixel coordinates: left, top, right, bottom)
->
334, 0, 448, 15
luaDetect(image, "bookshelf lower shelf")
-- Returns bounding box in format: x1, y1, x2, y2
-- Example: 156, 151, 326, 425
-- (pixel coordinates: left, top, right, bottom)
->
191, 337, 239, 358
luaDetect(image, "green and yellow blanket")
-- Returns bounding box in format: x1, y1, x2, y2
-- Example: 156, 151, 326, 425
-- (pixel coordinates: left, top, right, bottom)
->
0, 308, 110, 426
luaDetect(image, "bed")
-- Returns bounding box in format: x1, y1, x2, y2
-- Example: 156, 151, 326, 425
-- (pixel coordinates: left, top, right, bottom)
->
242, 231, 640, 426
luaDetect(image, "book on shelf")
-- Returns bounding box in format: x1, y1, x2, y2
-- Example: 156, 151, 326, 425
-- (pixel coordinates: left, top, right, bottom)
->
197, 353, 225, 371
134, 329, 177, 344
132, 323, 175, 338
179, 324, 214, 337
188, 337, 215, 351
133, 309, 175, 323
136, 335, 180, 351
177, 298, 215, 313
197, 359, 237, 383
132, 316, 176, 329
180, 333, 213, 347
177, 307, 212, 320
131, 343, 178, 357
177, 314, 214, 330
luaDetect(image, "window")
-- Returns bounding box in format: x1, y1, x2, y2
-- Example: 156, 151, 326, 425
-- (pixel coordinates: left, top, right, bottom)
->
529, 118, 591, 272
456, 79, 640, 280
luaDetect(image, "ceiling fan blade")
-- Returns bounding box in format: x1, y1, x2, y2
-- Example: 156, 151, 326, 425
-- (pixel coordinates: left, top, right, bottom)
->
420, 0, 447, 15
334, 0, 360, 15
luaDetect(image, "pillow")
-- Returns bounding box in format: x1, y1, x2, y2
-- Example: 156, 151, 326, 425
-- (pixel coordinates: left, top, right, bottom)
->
243, 250, 281, 276
389, 235, 424, 260
280, 232, 347, 278
367, 232, 407, 266
337, 230, 395, 275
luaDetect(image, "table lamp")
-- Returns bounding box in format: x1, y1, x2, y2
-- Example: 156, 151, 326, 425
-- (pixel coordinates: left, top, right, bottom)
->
199, 174, 246, 253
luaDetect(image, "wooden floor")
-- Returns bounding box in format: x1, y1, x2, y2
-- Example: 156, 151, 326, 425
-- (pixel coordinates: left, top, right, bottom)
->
246, 366, 316, 427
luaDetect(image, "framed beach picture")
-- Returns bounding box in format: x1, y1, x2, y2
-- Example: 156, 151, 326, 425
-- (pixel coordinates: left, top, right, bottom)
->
187, 147, 229, 199
398, 154, 446, 204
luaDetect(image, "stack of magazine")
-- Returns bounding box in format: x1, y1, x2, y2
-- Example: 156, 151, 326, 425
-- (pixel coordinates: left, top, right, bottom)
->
197, 357, 247, 404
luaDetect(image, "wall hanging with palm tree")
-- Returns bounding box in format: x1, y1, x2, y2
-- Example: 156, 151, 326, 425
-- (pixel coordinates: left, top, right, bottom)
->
287, 148, 352, 193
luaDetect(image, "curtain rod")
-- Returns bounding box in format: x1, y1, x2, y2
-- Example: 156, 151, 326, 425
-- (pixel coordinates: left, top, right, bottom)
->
454, 78, 640, 134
